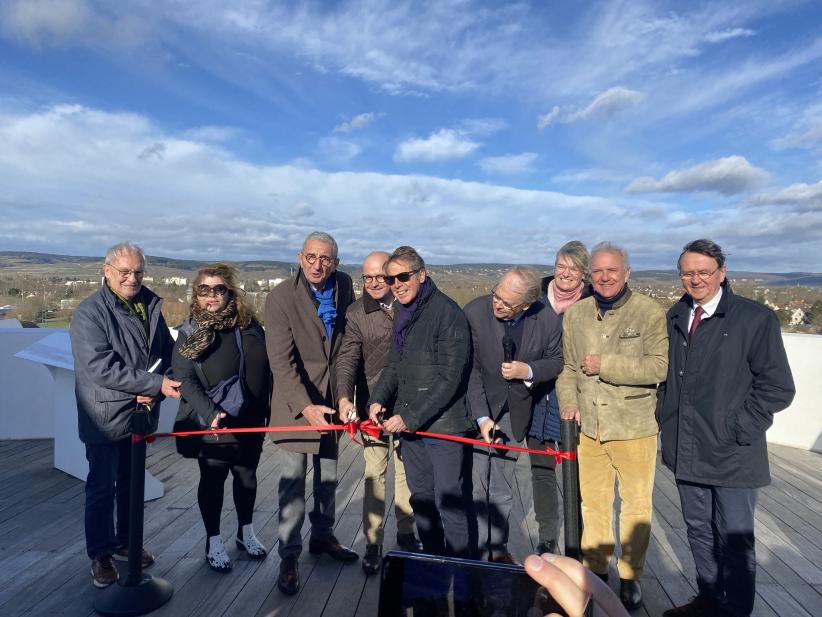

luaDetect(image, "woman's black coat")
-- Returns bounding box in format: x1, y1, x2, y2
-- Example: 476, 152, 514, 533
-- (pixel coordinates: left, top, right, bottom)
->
172, 317, 271, 460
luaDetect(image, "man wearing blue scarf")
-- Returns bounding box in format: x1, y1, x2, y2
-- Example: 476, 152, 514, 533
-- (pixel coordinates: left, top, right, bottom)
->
264, 231, 357, 595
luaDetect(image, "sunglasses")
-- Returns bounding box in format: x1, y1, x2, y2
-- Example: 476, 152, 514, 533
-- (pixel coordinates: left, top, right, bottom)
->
195, 284, 229, 297
384, 269, 421, 286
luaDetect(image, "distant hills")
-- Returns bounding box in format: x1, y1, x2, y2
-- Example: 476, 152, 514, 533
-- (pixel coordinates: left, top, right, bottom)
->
1, 251, 821, 287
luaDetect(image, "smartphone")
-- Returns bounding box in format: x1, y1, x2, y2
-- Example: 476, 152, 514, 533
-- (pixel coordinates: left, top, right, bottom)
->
378, 550, 568, 617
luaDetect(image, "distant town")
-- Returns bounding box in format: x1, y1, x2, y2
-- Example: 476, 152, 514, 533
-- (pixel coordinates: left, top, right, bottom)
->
1, 251, 821, 335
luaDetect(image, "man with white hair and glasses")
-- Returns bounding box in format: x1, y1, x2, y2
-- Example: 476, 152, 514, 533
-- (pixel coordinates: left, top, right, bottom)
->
556, 242, 668, 611
70, 241, 180, 588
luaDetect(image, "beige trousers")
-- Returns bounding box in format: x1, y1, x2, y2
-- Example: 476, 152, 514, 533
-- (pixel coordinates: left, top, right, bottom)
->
362, 433, 415, 546
578, 432, 657, 580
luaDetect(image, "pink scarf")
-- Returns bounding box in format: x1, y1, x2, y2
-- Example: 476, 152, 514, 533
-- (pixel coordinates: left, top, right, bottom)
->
548, 279, 584, 314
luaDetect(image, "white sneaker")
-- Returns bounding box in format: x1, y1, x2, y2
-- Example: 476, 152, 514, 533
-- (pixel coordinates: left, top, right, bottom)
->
206, 535, 232, 573
236, 523, 268, 559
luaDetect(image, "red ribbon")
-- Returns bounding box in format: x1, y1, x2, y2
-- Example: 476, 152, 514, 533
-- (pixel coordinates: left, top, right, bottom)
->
132, 419, 575, 463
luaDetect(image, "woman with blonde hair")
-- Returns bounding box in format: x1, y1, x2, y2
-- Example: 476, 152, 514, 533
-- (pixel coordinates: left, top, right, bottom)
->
172, 263, 270, 572
529, 241, 593, 555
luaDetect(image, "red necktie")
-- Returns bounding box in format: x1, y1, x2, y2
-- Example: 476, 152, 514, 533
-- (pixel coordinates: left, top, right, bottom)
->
689, 305, 704, 342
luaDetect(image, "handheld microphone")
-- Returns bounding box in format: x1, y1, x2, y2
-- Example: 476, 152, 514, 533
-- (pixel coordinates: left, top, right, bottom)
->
502, 333, 514, 363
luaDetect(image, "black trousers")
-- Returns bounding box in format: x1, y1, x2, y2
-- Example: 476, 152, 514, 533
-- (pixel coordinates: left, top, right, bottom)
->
197, 457, 259, 537
527, 435, 560, 545
677, 480, 758, 617
402, 434, 474, 558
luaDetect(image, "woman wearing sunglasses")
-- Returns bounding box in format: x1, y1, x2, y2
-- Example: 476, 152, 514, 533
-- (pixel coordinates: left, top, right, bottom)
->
172, 263, 270, 572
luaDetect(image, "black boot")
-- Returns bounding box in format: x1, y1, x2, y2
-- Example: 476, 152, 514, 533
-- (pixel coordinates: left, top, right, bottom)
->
619, 578, 642, 610
362, 544, 382, 576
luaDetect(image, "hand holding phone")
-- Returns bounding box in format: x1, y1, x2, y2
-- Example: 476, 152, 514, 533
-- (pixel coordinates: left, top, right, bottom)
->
379, 550, 569, 617
524, 554, 629, 617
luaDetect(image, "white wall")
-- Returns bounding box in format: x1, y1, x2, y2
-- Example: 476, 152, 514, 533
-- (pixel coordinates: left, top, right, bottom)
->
0, 328, 60, 439
1, 326, 819, 453
769, 333, 822, 453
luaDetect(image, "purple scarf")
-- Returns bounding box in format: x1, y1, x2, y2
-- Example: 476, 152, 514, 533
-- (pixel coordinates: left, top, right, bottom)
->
393, 279, 431, 353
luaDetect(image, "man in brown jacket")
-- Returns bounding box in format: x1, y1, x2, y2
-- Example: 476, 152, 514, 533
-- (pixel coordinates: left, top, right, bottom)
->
556, 242, 668, 611
264, 231, 358, 596
336, 251, 422, 576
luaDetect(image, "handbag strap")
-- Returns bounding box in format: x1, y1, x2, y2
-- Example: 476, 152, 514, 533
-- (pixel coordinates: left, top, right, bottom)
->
234, 327, 245, 382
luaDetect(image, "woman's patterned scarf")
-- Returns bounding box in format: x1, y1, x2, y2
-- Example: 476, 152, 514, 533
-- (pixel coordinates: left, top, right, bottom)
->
178, 297, 239, 361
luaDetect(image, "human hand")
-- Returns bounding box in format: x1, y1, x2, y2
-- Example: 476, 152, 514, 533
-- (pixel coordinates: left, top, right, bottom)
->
210, 412, 227, 429
382, 415, 407, 434
581, 354, 601, 376
338, 397, 357, 422
501, 361, 530, 380
524, 553, 629, 617
161, 376, 182, 398
302, 404, 335, 432
369, 402, 386, 425
560, 406, 581, 425
136, 395, 156, 406
479, 418, 502, 444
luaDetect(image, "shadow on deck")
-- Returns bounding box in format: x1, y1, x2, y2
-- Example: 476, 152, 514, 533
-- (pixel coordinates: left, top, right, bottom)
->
0, 437, 820, 617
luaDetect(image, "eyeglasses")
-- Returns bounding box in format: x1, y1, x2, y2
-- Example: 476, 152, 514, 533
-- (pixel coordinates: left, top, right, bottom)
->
362, 274, 387, 285
106, 265, 145, 279
554, 263, 581, 274
302, 253, 335, 267
195, 284, 229, 297
679, 269, 719, 281
384, 269, 421, 286
491, 290, 523, 311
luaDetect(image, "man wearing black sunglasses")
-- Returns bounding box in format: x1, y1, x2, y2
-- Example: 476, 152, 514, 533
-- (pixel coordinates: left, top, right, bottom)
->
368, 246, 476, 558
336, 251, 423, 575
264, 231, 358, 595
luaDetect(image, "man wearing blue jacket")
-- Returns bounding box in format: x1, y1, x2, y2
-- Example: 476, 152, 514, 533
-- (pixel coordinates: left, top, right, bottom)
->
658, 239, 795, 617
70, 242, 180, 588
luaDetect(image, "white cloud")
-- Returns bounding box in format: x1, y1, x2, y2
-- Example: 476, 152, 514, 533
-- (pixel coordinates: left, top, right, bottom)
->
0, 0, 146, 49
704, 27, 755, 44
1, 103, 821, 270
566, 87, 645, 123
478, 153, 538, 175
394, 129, 480, 163
749, 180, 822, 212
772, 103, 822, 151
537, 107, 561, 131
333, 112, 381, 134
459, 118, 507, 136
625, 156, 768, 195
538, 87, 644, 129
318, 136, 362, 164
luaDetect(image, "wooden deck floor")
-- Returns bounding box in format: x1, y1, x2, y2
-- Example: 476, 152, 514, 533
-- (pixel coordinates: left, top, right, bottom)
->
0, 436, 820, 617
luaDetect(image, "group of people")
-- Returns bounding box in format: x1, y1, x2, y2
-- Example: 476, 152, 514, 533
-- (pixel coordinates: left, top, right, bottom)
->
70, 232, 795, 617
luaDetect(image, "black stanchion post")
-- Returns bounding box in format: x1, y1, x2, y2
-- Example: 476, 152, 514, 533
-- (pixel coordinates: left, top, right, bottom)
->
560, 419, 582, 562
94, 405, 173, 616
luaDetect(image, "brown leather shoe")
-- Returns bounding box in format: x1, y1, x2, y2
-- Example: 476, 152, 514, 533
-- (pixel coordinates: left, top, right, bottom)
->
308, 535, 358, 562
277, 555, 300, 595
113, 545, 155, 568
91, 555, 119, 588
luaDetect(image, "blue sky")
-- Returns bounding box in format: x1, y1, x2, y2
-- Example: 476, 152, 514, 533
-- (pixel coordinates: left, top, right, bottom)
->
1, 0, 821, 270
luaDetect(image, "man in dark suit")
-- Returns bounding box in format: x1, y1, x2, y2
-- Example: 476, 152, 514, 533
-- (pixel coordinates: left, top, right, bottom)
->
658, 240, 795, 617
464, 266, 564, 563
264, 231, 358, 595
